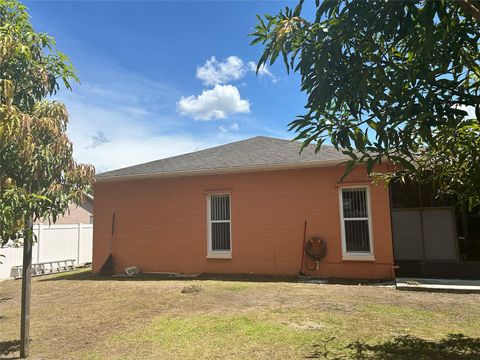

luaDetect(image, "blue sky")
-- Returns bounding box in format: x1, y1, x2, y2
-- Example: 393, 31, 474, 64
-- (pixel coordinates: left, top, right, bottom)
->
25, 0, 312, 173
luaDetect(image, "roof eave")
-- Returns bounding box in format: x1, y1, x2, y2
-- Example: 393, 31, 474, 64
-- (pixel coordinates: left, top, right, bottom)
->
95, 159, 348, 183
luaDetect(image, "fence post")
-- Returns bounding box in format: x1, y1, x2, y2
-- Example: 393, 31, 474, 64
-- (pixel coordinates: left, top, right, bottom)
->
77, 223, 82, 265
36, 224, 42, 263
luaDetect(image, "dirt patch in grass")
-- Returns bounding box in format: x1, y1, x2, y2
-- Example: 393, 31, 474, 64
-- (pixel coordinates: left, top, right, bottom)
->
181, 284, 203, 293
0, 269, 479, 359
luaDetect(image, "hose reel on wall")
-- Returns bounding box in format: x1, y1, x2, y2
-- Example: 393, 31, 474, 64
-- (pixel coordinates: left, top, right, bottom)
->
304, 236, 327, 271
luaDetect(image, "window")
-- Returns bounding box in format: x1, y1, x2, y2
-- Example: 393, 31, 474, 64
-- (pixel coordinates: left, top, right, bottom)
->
339, 187, 374, 260
207, 194, 231, 258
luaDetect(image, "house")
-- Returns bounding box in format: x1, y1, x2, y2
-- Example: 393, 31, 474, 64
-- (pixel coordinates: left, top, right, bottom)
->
35, 193, 94, 225
94, 135, 480, 279
93, 136, 396, 279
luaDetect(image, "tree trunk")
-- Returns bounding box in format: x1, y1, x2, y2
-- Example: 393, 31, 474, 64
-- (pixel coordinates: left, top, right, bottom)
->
458, 0, 480, 22
20, 218, 33, 358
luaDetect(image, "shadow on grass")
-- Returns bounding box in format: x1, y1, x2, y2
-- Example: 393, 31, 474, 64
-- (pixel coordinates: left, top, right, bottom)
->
0, 340, 20, 358
39, 268, 393, 286
306, 334, 480, 359
39, 270, 299, 283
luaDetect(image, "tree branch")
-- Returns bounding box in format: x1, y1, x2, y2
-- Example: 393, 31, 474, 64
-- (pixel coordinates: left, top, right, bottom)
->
458, 0, 480, 22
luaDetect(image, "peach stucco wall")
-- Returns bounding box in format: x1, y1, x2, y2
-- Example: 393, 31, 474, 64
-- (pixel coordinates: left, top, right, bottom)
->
93, 166, 394, 279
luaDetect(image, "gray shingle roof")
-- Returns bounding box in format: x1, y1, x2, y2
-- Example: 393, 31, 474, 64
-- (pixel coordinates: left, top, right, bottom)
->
96, 136, 349, 180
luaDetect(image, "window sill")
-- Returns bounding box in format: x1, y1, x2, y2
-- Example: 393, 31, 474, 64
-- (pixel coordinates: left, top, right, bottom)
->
342, 254, 375, 262
207, 252, 232, 260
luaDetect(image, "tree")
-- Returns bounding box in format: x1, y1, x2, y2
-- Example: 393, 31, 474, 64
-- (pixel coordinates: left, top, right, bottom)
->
0, 1, 94, 357
251, 0, 480, 207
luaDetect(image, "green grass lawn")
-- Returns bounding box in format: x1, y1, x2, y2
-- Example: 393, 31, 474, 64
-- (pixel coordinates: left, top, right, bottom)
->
1, 269, 480, 359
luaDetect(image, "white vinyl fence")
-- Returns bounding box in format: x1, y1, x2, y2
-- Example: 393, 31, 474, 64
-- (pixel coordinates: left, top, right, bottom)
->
0, 224, 93, 280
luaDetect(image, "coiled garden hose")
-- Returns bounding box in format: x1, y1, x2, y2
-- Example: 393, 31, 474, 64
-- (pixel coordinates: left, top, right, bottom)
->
304, 236, 327, 271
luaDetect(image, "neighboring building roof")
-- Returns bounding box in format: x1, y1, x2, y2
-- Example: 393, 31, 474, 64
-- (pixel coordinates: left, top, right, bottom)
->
96, 136, 350, 182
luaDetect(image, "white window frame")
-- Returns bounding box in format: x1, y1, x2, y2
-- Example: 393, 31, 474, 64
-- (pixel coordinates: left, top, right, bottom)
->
338, 186, 374, 261
207, 193, 232, 259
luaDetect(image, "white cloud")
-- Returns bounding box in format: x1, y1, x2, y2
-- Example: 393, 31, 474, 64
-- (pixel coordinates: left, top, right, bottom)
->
248, 61, 277, 83
177, 84, 250, 121
196, 56, 278, 86
219, 122, 240, 133
196, 56, 247, 86
177, 57, 277, 121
